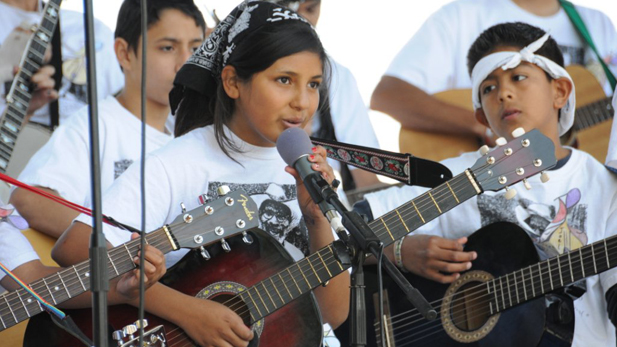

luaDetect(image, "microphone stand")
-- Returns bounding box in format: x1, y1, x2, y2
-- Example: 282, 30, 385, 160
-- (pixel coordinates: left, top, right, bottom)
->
83, 0, 108, 345
305, 175, 436, 346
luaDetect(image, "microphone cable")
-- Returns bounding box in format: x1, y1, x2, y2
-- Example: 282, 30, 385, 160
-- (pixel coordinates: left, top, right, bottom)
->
138, 0, 148, 345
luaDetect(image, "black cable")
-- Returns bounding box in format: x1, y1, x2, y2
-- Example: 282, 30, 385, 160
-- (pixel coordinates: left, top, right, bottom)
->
377, 242, 386, 347
138, 0, 148, 345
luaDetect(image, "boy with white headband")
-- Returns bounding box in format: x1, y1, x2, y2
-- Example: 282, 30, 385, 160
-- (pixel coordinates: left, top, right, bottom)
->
359, 22, 617, 345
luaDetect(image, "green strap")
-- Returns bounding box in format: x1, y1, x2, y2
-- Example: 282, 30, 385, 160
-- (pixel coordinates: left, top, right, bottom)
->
559, 0, 616, 91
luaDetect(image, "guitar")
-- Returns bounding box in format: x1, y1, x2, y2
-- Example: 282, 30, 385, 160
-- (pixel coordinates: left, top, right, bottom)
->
399, 65, 614, 163
370, 221, 617, 347
0, 189, 258, 334
25, 129, 556, 346
0, 0, 62, 201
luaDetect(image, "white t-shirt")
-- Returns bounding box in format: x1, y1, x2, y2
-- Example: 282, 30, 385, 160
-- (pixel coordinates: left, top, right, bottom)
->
0, 1, 123, 125
366, 148, 617, 346
0, 218, 39, 292
386, 0, 617, 96
18, 96, 172, 207
312, 59, 380, 174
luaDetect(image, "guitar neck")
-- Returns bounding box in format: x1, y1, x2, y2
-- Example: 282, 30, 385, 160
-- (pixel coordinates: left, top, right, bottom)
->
571, 97, 614, 132
0, 0, 62, 172
0, 227, 175, 331
488, 235, 617, 314
238, 171, 482, 324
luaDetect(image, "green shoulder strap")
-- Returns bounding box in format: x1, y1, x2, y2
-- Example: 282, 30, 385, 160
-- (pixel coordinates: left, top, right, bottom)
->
559, 0, 616, 91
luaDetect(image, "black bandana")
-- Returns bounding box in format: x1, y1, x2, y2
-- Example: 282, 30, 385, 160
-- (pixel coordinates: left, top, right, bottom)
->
169, 0, 310, 114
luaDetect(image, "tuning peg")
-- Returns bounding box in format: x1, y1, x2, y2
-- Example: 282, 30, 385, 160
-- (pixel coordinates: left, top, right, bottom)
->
523, 179, 532, 190
112, 329, 125, 344
217, 185, 231, 196
242, 231, 253, 244
123, 324, 137, 339
540, 172, 550, 183
199, 194, 210, 205
221, 239, 231, 252
134, 319, 148, 330
495, 137, 507, 146
180, 202, 187, 213
479, 145, 490, 155
199, 246, 211, 260
511, 127, 525, 138
504, 187, 517, 200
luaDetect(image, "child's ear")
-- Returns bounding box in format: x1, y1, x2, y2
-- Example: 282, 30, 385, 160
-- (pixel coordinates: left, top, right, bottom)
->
475, 108, 490, 127
221, 66, 240, 99
552, 77, 573, 110
114, 38, 133, 71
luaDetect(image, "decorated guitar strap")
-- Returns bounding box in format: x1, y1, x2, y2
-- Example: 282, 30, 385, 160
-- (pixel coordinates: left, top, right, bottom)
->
310, 137, 453, 189
559, 0, 616, 91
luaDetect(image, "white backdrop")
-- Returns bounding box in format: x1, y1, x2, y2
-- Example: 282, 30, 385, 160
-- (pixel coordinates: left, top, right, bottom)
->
69, 0, 617, 156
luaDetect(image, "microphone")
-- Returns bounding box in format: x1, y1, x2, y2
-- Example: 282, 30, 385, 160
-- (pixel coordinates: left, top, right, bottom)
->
276, 127, 345, 234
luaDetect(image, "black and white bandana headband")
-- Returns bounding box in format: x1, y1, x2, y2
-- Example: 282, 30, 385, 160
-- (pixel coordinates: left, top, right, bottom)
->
169, 0, 310, 114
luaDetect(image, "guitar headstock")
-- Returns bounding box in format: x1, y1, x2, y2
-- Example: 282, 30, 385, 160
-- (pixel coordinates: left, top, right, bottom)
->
167, 189, 259, 250
470, 129, 556, 194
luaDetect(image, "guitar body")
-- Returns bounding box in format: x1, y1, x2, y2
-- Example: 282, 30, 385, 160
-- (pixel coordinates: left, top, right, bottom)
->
24, 229, 323, 347
335, 222, 565, 347
399, 66, 612, 163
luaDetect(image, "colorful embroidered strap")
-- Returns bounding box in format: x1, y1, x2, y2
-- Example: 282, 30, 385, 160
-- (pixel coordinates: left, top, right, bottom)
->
310, 137, 453, 189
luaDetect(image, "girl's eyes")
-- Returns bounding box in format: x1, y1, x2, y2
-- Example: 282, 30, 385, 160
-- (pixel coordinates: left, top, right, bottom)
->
160, 46, 174, 52
277, 77, 291, 84
513, 74, 527, 82
308, 81, 321, 89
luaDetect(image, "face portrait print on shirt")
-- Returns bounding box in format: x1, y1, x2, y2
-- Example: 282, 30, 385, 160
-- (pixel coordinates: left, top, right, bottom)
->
477, 188, 588, 260
206, 181, 310, 256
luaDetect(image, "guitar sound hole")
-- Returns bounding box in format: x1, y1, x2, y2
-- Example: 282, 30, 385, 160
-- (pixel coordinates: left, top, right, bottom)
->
450, 281, 490, 331
211, 294, 252, 326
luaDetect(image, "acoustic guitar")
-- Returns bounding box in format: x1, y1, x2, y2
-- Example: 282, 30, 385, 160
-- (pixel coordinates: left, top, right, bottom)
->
364, 221, 617, 347
399, 65, 614, 163
24, 130, 555, 346
0, 189, 258, 346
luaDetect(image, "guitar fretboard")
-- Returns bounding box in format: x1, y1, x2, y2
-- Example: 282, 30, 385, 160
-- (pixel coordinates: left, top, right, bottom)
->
238, 171, 482, 323
488, 235, 617, 314
0, 0, 62, 172
0, 227, 174, 331
571, 97, 614, 132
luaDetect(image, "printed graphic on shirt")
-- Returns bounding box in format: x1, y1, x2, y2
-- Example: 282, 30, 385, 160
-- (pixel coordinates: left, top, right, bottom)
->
206, 181, 310, 256
558, 44, 585, 66
114, 159, 134, 179
477, 188, 588, 259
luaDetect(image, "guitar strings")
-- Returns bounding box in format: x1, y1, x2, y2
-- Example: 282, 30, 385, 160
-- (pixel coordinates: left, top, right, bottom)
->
376, 238, 617, 346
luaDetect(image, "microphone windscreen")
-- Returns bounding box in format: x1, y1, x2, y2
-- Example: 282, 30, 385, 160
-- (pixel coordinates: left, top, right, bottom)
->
276, 127, 313, 166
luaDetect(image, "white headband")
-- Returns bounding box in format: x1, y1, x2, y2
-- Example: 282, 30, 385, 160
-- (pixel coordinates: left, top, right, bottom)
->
471, 33, 576, 136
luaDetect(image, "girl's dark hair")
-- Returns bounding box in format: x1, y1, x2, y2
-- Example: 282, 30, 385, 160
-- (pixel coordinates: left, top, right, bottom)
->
174, 19, 330, 160
114, 0, 206, 53
467, 22, 565, 76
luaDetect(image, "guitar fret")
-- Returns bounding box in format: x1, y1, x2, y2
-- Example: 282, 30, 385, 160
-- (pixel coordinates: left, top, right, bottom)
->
27, 48, 45, 63
253, 286, 270, 314
17, 291, 32, 318
41, 278, 57, 304
529, 266, 535, 298
394, 210, 410, 232
505, 274, 513, 307
605, 240, 611, 269
73, 265, 87, 291
3, 295, 17, 323
547, 259, 554, 291
513, 272, 519, 304
287, 268, 302, 294
579, 248, 585, 279
245, 288, 263, 317
261, 282, 276, 311
108, 253, 120, 276
538, 263, 544, 294
499, 277, 506, 311
379, 218, 395, 241
427, 191, 442, 213
490, 281, 498, 314
269, 277, 284, 305
410, 200, 425, 223
568, 252, 574, 283
557, 255, 564, 287
57, 272, 71, 299
317, 251, 333, 278
297, 262, 311, 288
520, 270, 527, 301
445, 182, 460, 203
278, 273, 293, 299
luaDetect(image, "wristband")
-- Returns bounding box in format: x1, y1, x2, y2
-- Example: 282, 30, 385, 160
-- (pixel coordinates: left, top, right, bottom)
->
393, 237, 409, 272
